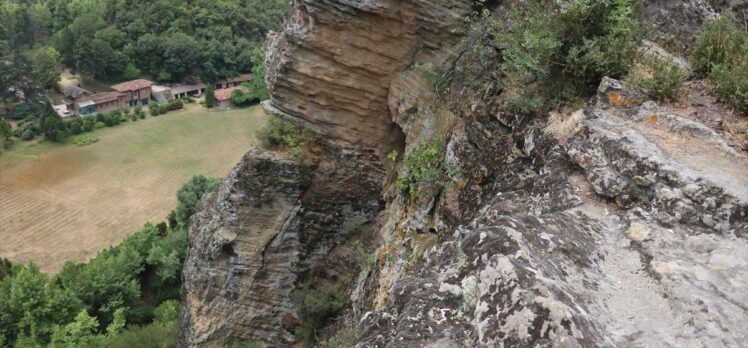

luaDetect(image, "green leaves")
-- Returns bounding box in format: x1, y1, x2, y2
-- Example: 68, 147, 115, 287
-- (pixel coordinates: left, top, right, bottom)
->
395, 139, 459, 197
692, 14, 748, 114
491, 0, 642, 112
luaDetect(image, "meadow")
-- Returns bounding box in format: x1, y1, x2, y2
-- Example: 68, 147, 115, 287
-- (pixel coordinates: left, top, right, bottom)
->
0, 104, 266, 272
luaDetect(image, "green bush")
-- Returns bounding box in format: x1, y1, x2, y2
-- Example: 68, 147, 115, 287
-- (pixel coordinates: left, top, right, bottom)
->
166, 99, 183, 111
93, 122, 106, 130
485, 0, 643, 112
71, 134, 99, 146
150, 105, 162, 116
632, 56, 686, 102
182, 96, 195, 103
290, 286, 348, 346
82, 118, 94, 132
395, 139, 459, 197
13, 120, 39, 140
256, 116, 317, 156
692, 14, 748, 114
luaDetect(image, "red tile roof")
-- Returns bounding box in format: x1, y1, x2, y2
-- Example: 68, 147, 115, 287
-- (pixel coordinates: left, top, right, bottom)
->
111, 79, 154, 92
80, 91, 125, 104
215, 86, 250, 102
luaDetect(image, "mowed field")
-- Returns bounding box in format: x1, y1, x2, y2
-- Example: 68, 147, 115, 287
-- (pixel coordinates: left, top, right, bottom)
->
0, 104, 266, 272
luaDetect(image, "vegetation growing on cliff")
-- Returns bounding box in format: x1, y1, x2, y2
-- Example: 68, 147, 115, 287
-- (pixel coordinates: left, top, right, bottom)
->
394, 139, 459, 197
0, 175, 217, 347
629, 55, 686, 102
692, 14, 748, 114
256, 116, 317, 160
465, 0, 643, 112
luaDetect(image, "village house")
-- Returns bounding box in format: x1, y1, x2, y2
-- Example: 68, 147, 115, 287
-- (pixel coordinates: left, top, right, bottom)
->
111, 79, 154, 107
214, 73, 254, 90
214, 86, 249, 108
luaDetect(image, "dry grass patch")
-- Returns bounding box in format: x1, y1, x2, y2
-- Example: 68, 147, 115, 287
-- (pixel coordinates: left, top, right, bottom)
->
0, 104, 266, 272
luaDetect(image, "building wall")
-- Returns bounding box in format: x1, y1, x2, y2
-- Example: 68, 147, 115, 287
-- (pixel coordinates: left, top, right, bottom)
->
96, 98, 127, 113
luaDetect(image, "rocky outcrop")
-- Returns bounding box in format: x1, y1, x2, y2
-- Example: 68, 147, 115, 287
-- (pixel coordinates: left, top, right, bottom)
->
264, 0, 472, 150
181, 0, 748, 347
177, 147, 385, 347
351, 78, 748, 347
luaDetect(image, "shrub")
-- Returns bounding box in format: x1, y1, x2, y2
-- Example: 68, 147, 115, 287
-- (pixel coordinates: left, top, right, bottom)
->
485, 0, 643, 112
256, 116, 316, 151
691, 14, 746, 75
290, 286, 348, 346
13, 120, 39, 140
166, 99, 183, 111
692, 14, 748, 114
182, 96, 195, 103
150, 105, 162, 116
395, 139, 459, 197
71, 134, 99, 146
82, 118, 94, 132
93, 121, 106, 130
631, 56, 686, 102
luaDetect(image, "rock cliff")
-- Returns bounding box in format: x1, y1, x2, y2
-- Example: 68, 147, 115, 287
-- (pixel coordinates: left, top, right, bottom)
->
180, 0, 748, 347
178, 147, 385, 347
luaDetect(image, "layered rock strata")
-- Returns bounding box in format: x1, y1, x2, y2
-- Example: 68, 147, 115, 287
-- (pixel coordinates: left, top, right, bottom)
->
264, 0, 472, 150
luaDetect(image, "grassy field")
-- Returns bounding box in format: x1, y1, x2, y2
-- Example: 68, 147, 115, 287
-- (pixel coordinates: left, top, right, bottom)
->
0, 104, 266, 272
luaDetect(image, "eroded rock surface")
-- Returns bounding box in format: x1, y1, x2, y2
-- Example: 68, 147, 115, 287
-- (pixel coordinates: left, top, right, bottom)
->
352, 78, 748, 347
177, 147, 385, 347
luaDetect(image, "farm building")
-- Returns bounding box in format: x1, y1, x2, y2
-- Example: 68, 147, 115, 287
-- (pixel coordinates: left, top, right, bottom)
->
214, 86, 249, 108
111, 79, 154, 107
214, 73, 254, 89
151, 85, 173, 104
171, 83, 206, 99
75, 92, 127, 116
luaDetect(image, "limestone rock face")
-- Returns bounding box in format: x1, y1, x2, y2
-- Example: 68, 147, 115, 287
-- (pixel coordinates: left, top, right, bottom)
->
177, 148, 384, 347
264, 0, 472, 150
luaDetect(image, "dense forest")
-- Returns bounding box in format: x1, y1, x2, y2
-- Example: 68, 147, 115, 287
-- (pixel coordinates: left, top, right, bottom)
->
0, 175, 219, 347
1, 0, 288, 83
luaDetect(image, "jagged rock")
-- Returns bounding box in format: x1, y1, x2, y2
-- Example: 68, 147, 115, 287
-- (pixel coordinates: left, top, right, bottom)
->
177, 147, 385, 347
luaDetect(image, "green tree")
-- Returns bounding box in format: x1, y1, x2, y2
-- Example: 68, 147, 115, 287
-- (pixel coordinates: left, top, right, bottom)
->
0, 118, 12, 141
40, 105, 67, 142
175, 174, 219, 228
32, 46, 60, 90
246, 48, 269, 101
205, 85, 215, 108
